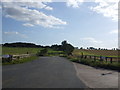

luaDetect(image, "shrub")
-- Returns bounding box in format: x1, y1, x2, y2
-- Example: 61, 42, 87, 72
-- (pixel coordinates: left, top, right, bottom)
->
37, 48, 48, 56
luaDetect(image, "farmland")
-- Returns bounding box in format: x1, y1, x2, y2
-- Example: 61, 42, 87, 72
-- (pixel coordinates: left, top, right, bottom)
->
72, 49, 118, 57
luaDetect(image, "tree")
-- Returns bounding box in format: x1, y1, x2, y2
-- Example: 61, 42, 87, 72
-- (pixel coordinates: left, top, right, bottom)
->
89, 47, 94, 50
51, 44, 62, 51
80, 47, 83, 49
61, 41, 74, 55
61, 40, 67, 46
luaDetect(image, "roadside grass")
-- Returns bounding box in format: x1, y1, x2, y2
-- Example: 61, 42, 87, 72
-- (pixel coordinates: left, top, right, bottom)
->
2, 56, 39, 65
79, 58, 119, 70
67, 55, 119, 71
2, 47, 42, 55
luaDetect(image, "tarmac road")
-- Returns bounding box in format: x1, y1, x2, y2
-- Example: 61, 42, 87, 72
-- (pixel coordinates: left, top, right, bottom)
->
2, 56, 87, 88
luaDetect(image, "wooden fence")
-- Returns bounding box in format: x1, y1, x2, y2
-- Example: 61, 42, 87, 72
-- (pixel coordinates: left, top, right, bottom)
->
77, 55, 119, 63
12, 54, 31, 60
2, 54, 35, 63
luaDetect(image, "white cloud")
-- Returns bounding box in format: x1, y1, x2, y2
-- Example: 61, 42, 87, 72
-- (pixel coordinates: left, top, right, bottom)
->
90, 0, 118, 21
4, 31, 28, 38
66, 0, 118, 22
1, 0, 52, 3
109, 30, 118, 34
45, 6, 53, 10
23, 23, 34, 27
4, 31, 19, 35
80, 37, 104, 47
82, 37, 102, 44
2, 2, 67, 28
15, 2, 53, 11
66, 0, 84, 8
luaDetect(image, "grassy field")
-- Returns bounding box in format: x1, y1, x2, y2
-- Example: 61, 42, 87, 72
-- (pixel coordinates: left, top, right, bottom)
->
2, 47, 64, 55
2, 47, 42, 55
72, 49, 118, 57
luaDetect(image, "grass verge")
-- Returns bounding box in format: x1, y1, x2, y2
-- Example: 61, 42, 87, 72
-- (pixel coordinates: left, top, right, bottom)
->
67, 56, 119, 71
2, 56, 39, 65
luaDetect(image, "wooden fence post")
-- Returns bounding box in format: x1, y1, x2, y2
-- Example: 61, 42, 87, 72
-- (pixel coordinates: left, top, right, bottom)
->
81, 55, 83, 59
94, 56, 96, 61
78, 56, 81, 62
105, 57, 107, 62
100, 56, 103, 62
89, 56, 91, 59
110, 57, 113, 63
84, 55, 87, 59
81, 52, 83, 59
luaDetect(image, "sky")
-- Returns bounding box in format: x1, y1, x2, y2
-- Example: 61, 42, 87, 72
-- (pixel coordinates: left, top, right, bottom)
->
1, 0, 119, 49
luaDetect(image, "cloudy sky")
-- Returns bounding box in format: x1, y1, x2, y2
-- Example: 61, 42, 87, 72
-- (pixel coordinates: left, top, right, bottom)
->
1, 0, 118, 49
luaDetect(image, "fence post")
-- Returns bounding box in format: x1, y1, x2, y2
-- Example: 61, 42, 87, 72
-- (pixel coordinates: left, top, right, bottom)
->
100, 56, 103, 62
81, 52, 83, 59
94, 56, 96, 61
17, 56, 20, 60
78, 56, 80, 62
84, 55, 87, 59
110, 57, 113, 63
89, 56, 91, 59
105, 57, 107, 62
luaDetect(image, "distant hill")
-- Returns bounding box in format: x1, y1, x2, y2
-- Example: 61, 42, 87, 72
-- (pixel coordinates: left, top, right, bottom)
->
2, 42, 44, 48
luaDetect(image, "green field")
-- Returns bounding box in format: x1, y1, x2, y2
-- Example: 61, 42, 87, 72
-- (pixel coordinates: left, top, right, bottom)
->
2, 47, 64, 56
2, 47, 42, 55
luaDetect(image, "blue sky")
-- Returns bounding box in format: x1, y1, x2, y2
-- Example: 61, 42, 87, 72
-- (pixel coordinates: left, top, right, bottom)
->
2, 1, 118, 49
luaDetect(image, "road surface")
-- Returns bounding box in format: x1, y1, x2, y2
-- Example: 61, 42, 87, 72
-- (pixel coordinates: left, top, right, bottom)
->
73, 62, 118, 88
2, 56, 87, 88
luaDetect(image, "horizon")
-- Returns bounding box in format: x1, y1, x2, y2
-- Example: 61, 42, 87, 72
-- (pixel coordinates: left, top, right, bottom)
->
1, 1, 118, 49
2, 41, 119, 50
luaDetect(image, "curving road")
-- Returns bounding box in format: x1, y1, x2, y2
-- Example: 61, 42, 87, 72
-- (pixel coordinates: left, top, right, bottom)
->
2, 56, 87, 88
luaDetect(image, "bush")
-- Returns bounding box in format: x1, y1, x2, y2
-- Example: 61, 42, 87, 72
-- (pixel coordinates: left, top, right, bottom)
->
37, 48, 48, 56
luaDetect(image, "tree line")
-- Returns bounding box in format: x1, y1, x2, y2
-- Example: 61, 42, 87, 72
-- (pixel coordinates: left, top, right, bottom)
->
79, 47, 119, 50
36, 41, 74, 56
3, 41, 75, 55
2, 42, 43, 48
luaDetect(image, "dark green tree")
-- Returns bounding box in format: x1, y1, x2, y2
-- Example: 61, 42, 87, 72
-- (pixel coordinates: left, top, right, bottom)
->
37, 48, 48, 56
61, 40, 74, 55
